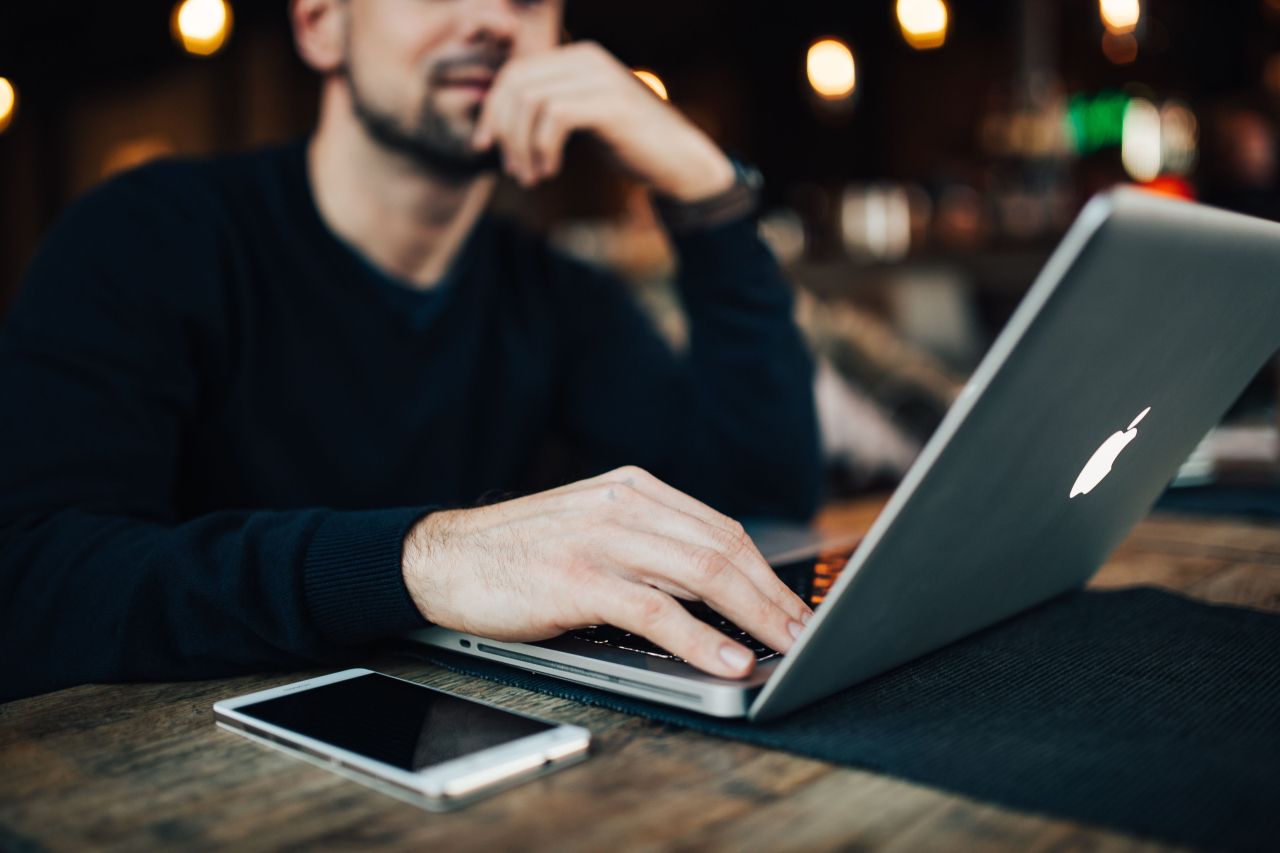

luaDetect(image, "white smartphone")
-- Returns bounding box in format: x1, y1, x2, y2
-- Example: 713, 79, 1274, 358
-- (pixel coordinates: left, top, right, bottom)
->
213, 668, 590, 811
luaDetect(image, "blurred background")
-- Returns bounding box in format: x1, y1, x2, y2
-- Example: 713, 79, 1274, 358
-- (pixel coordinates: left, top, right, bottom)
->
1, 0, 1277, 495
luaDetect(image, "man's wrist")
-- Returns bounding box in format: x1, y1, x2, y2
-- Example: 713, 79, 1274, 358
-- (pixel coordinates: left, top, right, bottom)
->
401, 513, 435, 623
653, 158, 763, 234
659, 142, 736, 202
305, 506, 433, 645
401, 509, 463, 628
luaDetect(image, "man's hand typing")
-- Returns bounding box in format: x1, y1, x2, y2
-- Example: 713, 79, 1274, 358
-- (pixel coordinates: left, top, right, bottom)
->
401, 466, 813, 679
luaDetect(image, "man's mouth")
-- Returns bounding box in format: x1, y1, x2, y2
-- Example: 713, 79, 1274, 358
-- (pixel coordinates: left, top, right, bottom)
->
438, 76, 493, 94
434, 61, 500, 97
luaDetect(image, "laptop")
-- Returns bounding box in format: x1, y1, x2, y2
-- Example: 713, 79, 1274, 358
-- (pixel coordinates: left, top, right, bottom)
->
407, 188, 1280, 721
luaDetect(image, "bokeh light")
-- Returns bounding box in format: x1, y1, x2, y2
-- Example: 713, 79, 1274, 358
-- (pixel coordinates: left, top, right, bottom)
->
807, 38, 856, 101
632, 69, 668, 101
101, 137, 177, 180
1263, 53, 1280, 96
1122, 97, 1162, 182
1100, 0, 1140, 35
1102, 31, 1138, 64
1139, 174, 1194, 200
897, 0, 949, 50
172, 0, 233, 57
1159, 100, 1198, 175
0, 77, 15, 134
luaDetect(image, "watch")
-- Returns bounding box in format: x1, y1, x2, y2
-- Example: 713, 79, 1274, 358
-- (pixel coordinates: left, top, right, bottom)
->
652, 158, 764, 233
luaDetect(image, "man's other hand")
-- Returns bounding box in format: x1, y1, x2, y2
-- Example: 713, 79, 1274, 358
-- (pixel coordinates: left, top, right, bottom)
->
470, 41, 736, 202
401, 466, 813, 679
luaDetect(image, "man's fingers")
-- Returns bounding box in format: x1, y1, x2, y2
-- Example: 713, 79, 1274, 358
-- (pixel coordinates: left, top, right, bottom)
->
529, 104, 570, 181
500, 82, 540, 184
589, 467, 814, 623
596, 580, 756, 679
607, 527, 803, 656
472, 52, 601, 174
596, 466, 746, 541
601, 487, 812, 625
527, 86, 597, 181
504, 81, 594, 185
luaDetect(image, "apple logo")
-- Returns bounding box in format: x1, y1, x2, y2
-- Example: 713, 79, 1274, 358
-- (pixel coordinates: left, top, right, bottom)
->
1070, 406, 1151, 498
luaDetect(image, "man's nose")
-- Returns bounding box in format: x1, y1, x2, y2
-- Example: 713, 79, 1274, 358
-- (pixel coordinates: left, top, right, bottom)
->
458, 0, 521, 46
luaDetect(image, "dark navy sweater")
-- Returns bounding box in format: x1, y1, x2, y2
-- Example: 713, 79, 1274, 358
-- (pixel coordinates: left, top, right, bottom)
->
0, 142, 821, 701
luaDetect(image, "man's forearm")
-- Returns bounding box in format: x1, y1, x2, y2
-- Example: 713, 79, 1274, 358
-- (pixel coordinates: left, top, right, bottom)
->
665, 215, 823, 519
0, 505, 429, 701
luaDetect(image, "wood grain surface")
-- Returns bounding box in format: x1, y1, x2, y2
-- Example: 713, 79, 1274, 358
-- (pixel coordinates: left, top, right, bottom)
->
2, 499, 1277, 852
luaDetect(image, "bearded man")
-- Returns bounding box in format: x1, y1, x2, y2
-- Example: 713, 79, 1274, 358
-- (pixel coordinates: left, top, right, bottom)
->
0, 0, 821, 701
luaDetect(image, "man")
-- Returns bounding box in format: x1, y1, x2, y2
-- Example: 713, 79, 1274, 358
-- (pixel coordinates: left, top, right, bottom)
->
0, 0, 821, 701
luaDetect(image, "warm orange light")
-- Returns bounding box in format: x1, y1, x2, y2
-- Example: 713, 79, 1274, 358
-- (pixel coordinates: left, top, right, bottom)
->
1101, 31, 1138, 65
807, 38, 856, 100
897, 0, 949, 50
0, 77, 15, 134
1265, 54, 1280, 96
1099, 0, 1140, 35
172, 0, 233, 57
632, 69, 668, 101
101, 137, 177, 179
1139, 175, 1194, 201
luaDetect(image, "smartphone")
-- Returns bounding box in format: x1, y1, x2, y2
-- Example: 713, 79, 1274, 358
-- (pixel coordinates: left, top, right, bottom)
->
213, 668, 590, 810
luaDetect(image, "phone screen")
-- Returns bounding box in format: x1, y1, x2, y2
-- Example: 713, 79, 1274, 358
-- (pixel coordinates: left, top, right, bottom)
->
235, 673, 556, 771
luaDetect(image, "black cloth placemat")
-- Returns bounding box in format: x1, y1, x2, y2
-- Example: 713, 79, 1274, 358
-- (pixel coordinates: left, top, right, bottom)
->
1156, 485, 1280, 518
401, 589, 1280, 851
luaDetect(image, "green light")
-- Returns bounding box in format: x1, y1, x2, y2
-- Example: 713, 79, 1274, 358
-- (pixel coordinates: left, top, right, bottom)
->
1066, 90, 1132, 155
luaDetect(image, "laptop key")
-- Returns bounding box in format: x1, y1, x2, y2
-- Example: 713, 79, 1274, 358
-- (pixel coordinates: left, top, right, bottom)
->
569, 620, 779, 662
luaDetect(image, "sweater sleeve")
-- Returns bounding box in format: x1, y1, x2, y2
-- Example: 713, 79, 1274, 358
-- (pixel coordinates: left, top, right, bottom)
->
0, 170, 427, 702
552, 213, 823, 520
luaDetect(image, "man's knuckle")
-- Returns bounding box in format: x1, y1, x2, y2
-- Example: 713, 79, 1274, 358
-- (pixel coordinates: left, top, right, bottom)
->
543, 100, 567, 122
583, 483, 615, 504
707, 522, 748, 556
517, 90, 539, 112
614, 483, 641, 504
617, 465, 652, 485
693, 548, 731, 584
632, 590, 670, 627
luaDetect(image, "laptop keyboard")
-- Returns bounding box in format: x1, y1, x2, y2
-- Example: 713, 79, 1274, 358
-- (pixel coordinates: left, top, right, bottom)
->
567, 549, 852, 664
571, 610, 782, 662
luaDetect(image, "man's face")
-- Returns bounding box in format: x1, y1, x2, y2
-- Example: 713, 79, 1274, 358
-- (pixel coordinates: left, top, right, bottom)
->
341, 0, 562, 179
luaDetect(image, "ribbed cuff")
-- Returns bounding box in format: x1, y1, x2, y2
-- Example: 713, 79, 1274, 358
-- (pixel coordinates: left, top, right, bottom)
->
303, 507, 433, 645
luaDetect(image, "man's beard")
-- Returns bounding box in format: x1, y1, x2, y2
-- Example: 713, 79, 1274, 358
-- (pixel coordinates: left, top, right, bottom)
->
344, 62, 502, 182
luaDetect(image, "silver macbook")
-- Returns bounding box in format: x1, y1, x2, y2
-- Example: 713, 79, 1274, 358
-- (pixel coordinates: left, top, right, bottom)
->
407, 189, 1280, 720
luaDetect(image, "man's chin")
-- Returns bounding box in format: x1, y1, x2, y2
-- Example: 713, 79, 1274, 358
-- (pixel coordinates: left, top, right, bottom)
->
359, 118, 497, 181
403, 140, 500, 181
348, 83, 494, 181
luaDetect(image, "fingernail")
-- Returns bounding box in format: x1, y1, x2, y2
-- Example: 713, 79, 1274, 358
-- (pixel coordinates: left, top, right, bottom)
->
788, 620, 805, 641
719, 644, 751, 672
800, 609, 813, 625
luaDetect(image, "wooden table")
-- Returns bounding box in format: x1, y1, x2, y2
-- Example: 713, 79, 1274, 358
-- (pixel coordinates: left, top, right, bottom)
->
3, 499, 1278, 851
